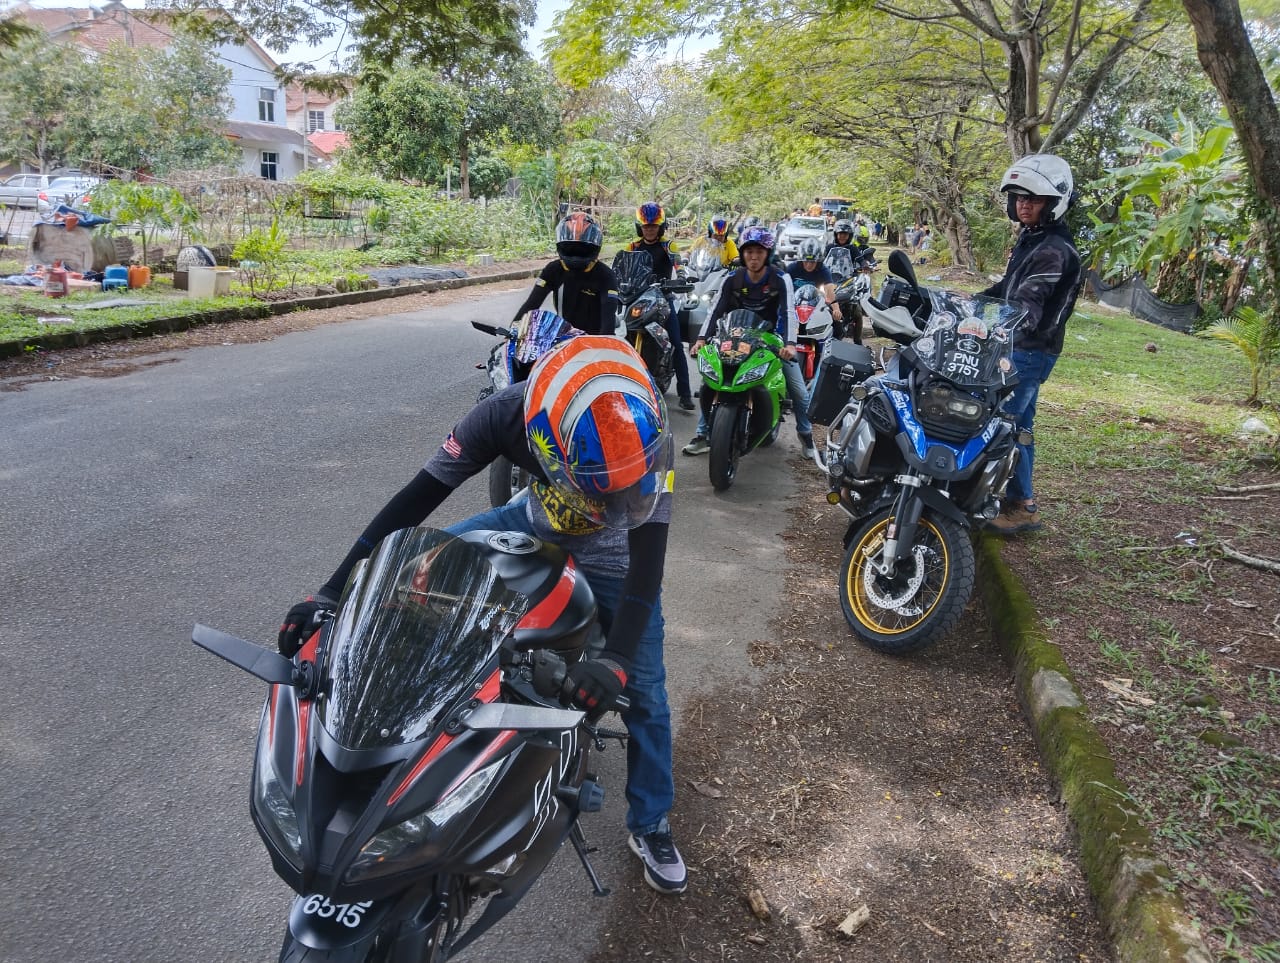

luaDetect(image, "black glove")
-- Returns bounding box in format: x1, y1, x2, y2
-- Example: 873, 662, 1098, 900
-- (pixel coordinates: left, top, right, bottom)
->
278, 595, 335, 657
564, 655, 630, 718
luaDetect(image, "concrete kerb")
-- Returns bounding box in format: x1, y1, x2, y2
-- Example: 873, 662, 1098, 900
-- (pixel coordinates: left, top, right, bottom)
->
976, 535, 1212, 963
0, 266, 543, 359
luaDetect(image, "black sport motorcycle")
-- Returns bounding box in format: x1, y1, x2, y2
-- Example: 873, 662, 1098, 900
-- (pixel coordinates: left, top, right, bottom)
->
612, 250, 691, 393
193, 526, 627, 961
808, 251, 1029, 655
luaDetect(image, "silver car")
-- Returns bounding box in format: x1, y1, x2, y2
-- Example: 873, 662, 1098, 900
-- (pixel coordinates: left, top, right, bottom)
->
0, 171, 89, 208
37, 175, 100, 213
776, 216, 831, 261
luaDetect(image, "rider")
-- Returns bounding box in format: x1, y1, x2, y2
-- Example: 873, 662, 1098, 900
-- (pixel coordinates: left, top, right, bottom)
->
823, 219, 857, 259
707, 216, 739, 266
785, 237, 842, 335
682, 226, 815, 459
628, 202, 696, 411
512, 211, 619, 335
278, 336, 690, 895
978, 153, 1082, 537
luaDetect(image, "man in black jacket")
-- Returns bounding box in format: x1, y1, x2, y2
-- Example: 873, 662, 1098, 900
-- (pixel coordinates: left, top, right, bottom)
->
980, 154, 1082, 535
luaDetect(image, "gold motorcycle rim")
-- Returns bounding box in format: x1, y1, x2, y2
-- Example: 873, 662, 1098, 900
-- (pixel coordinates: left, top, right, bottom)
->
846, 515, 951, 634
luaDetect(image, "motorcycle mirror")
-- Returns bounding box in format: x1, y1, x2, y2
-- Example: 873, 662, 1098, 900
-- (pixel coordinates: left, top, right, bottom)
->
887, 250, 921, 293
470, 320, 511, 338
192, 623, 298, 686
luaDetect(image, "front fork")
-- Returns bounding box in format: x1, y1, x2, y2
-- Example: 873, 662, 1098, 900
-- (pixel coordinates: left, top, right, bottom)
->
874, 474, 926, 577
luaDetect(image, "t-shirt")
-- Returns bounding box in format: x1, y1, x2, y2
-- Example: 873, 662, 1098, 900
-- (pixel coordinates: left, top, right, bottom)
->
786, 262, 834, 288
514, 260, 620, 335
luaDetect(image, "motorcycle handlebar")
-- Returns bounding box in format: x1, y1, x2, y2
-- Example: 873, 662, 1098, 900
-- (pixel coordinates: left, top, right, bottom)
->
662, 281, 694, 294
526, 649, 630, 714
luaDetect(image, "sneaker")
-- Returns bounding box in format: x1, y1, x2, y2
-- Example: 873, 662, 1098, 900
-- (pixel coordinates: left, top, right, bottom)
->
798, 432, 816, 459
678, 396, 697, 411
682, 435, 710, 456
985, 502, 1043, 535
628, 828, 688, 894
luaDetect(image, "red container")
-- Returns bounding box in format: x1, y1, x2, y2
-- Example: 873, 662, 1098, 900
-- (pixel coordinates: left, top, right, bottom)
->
45, 262, 68, 298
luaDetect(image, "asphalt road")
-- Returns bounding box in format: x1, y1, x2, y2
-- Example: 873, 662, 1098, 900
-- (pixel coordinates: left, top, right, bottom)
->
0, 285, 801, 962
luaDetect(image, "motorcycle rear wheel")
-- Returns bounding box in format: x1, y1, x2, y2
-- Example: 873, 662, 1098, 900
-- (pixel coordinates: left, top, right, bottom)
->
487, 457, 529, 508
708, 403, 742, 491
839, 508, 974, 654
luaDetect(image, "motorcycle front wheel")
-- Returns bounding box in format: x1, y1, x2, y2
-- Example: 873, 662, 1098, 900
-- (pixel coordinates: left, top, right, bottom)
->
708, 402, 744, 491
487, 457, 529, 508
635, 332, 673, 395
839, 507, 975, 654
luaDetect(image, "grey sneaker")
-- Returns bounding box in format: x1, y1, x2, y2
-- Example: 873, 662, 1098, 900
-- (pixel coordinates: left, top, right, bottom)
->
798, 432, 816, 459
682, 435, 710, 456
628, 828, 688, 894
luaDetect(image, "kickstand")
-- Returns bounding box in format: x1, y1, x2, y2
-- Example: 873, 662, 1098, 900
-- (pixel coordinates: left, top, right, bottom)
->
569, 822, 611, 896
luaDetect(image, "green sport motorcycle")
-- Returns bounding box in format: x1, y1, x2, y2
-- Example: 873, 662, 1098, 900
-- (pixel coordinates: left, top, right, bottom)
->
693, 309, 788, 491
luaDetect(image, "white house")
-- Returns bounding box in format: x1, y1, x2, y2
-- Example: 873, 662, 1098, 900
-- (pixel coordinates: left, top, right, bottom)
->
11, 1, 307, 180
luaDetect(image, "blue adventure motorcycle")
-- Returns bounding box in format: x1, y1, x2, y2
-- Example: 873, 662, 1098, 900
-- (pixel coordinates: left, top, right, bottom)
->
807, 250, 1029, 654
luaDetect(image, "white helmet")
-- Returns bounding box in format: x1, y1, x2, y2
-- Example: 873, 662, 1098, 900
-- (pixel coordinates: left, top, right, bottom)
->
799, 237, 823, 261
999, 153, 1075, 223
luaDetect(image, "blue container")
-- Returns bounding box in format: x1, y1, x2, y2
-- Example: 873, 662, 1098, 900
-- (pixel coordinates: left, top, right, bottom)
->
102, 265, 129, 292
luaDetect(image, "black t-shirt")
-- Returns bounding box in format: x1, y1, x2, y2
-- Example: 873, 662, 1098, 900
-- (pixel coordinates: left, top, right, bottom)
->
515, 260, 620, 335
627, 239, 677, 280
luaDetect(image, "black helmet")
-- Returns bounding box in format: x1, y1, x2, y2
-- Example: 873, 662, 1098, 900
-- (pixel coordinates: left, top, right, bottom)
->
555, 212, 603, 270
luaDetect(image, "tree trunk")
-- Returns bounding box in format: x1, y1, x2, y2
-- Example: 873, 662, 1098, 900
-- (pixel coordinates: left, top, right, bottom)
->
1180, 0, 1280, 340
459, 138, 471, 200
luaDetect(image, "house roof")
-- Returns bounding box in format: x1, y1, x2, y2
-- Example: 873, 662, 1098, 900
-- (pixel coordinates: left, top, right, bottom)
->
307, 130, 349, 159
226, 120, 306, 146
285, 80, 351, 113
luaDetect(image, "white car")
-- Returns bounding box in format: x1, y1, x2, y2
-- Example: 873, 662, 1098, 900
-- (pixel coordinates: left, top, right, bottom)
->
776, 216, 831, 261
0, 171, 88, 209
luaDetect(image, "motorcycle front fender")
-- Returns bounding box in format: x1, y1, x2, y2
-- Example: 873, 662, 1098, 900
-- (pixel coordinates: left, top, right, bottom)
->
286, 892, 401, 955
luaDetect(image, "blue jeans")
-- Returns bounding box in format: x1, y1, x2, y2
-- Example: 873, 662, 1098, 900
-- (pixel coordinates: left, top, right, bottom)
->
446, 503, 674, 836
1003, 349, 1058, 503
695, 356, 811, 438
665, 297, 692, 401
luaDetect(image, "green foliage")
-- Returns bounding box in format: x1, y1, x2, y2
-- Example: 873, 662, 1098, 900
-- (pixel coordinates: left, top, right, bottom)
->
0, 33, 89, 170
90, 181, 197, 265
339, 69, 465, 183
232, 219, 289, 295
466, 155, 513, 199
1198, 306, 1279, 404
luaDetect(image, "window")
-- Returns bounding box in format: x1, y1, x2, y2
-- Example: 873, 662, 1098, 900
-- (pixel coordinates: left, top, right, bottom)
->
307, 110, 326, 133
258, 87, 276, 123
260, 151, 278, 181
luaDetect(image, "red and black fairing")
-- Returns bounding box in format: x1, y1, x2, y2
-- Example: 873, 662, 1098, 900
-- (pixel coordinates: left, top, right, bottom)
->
251, 528, 598, 921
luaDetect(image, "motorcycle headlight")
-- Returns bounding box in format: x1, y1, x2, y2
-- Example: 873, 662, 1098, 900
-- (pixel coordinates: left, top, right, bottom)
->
346, 760, 504, 882
738, 361, 772, 383
252, 737, 302, 864
698, 354, 717, 377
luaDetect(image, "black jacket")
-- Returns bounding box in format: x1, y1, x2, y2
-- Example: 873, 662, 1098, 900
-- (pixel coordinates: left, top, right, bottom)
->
980, 221, 1081, 355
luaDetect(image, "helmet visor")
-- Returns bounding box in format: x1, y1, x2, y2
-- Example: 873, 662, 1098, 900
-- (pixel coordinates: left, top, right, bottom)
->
536, 429, 674, 530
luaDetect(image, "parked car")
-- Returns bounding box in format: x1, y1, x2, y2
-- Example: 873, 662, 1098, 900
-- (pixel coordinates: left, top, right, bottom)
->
37, 176, 101, 213
0, 170, 90, 208
776, 216, 831, 261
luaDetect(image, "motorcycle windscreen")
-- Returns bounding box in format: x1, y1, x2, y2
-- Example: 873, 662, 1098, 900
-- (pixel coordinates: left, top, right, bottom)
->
684, 238, 724, 275
713, 310, 773, 361
612, 249, 656, 298
823, 247, 854, 281
914, 293, 1028, 390
319, 528, 528, 751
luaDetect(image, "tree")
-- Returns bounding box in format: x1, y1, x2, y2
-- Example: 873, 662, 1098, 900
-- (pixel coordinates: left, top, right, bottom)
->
560, 138, 626, 206
338, 68, 466, 183
1179, 0, 1280, 342
0, 34, 89, 170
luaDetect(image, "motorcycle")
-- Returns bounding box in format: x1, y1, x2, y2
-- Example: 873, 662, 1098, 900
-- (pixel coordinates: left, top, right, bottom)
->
792, 282, 834, 384
692, 308, 787, 492
676, 238, 730, 345
470, 311, 580, 508
193, 526, 628, 962
824, 247, 872, 345
807, 250, 1029, 655
612, 250, 692, 394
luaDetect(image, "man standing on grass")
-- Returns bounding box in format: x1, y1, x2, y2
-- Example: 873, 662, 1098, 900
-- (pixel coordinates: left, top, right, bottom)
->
980, 154, 1082, 536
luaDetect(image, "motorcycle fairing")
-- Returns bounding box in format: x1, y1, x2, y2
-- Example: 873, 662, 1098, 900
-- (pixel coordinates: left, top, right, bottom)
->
885, 387, 1004, 478
612, 250, 657, 302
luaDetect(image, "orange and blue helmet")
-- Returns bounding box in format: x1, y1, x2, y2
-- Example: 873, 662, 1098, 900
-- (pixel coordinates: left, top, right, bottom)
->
707, 217, 730, 239
523, 337, 673, 529
635, 202, 666, 237
555, 212, 603, 270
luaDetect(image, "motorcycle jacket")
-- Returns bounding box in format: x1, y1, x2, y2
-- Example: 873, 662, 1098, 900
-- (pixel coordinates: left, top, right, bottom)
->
700, 266, 796, 344
317, 384, 672, 665
979, 220, 1081, 355
627, 238, 678, 281
515, 259, 621, 335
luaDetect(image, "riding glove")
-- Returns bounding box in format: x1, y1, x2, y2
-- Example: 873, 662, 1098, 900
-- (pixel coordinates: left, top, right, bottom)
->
565, 655, 630, 718
278, 594, 336, 657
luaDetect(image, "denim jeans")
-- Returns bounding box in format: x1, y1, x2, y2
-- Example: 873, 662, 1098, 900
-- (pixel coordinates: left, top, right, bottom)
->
445, 502, 674, 836
695, 356, 811, 438
665, 297, 692, 401
1003, 349, 1058, 503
